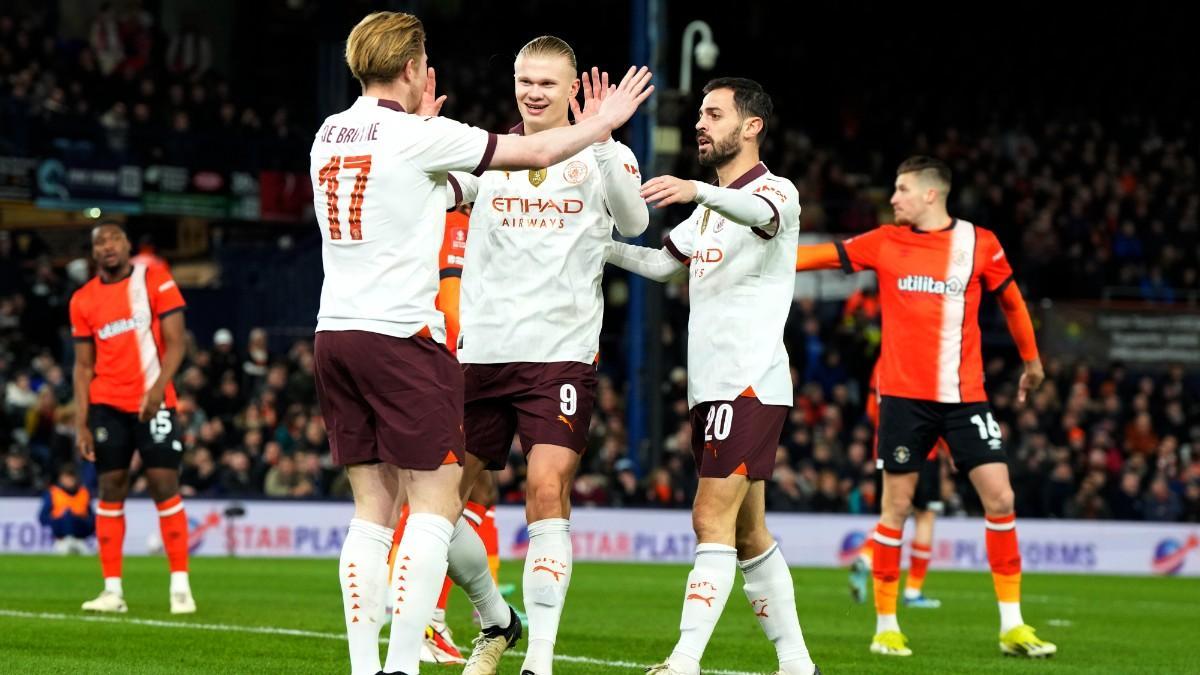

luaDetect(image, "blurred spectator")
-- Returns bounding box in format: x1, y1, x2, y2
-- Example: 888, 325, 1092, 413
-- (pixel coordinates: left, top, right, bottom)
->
609, 458, 643, 507
1, 447, 40, 491
1109, 472, 1144, 521
1144, 478, 1183, 522
264, 454, 312, 498
38, 464, 92, 554
242, 328, 270, 390
219, 449, 257, 496
165, 17, 212, 81
209, 328, 239, 380
180, 446, 218, 497
89, 3, 124, 75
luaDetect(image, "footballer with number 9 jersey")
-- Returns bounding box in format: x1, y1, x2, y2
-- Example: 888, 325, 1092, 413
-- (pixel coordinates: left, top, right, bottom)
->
70, 221, 194, 616
311, 12, 653, 675
607, 77, 819, 675
794, 155, 1056, 659
445, 36, 648, 675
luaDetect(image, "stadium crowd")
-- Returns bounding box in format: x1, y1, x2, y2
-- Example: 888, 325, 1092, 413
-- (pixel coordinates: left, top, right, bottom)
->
2, 7, 1199, 524
0, 6, 304, 170
2, 242, 1198, 523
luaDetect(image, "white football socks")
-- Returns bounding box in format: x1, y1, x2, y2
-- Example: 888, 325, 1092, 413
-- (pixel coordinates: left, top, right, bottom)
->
999, 601, 1025, 634
382, 513, 453, 675
522, 518, 573, 674
339, 518, 393, 675
740, 543, 814, 675
667, 543, 738, 675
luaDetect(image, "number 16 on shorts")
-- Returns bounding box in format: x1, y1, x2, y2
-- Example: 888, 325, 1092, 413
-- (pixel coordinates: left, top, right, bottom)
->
970, 412, 1003, 450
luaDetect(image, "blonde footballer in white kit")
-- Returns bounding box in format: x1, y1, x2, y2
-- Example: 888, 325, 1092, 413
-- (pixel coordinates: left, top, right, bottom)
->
310, 13, 653, 675
606, 78, 820, 675
445, 37, 648, 675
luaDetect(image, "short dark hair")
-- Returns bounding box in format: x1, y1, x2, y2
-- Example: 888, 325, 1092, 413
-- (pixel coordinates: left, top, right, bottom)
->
897, 156, 952, 191
92, 217, 126, 233
702, 77, 773, 140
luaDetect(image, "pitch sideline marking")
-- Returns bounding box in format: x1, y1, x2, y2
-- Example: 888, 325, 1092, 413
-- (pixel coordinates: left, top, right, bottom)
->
0, 608, 760, 675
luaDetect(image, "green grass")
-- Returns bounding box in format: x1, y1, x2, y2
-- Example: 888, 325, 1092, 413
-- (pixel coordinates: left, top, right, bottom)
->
0, 555, 1192, 674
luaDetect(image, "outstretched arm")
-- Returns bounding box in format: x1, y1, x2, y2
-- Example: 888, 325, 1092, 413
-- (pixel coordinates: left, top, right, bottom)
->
795, 242, 843, 271
641, 176, 776, 229
607, 241, 686, 282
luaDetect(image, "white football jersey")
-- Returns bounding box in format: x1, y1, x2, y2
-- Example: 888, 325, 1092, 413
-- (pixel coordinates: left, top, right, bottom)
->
665, 162, 801, 408
452, 135, 643, 364
310, 96, 496, 342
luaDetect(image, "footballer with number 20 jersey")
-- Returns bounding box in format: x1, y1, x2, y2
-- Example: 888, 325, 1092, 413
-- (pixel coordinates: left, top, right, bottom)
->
662, 162, 801, 409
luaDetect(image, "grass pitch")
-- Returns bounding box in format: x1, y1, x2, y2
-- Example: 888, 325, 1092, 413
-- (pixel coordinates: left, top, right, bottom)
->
0, 555, 1191, 674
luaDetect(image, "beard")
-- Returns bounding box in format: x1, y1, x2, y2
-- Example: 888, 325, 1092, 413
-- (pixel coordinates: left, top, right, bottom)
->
96, 254, 128, 277
697, 130, 740, 168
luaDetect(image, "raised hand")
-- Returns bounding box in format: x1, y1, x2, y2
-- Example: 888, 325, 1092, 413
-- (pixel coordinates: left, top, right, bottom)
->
569, 67, 612, 125
641, 175, 698, 208
417, 66, 448, 117
594, 65, 654, 137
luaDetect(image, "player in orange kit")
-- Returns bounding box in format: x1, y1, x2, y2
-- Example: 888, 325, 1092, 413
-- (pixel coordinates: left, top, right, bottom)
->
71, 221, 194, 615
795, 156, 1056, 658
846, 363, 944, 609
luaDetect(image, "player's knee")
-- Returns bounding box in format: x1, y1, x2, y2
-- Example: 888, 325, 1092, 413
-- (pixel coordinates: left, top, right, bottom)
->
98, 474, 130, 502
525, 477, 567, 520
982, 487, 1015, 517
146, 480, 179, 503
735, 524, 772, 560
881, 493, 913, 525
691, 502, 734, 543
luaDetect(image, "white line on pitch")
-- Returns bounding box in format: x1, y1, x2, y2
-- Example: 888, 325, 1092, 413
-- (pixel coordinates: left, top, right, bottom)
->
0, 609, 759, 675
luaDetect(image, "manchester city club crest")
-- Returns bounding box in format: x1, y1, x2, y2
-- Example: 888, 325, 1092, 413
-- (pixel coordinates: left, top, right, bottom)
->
894, 445, 911, 464
563, 160, 588, 185
528, 168, 548, 187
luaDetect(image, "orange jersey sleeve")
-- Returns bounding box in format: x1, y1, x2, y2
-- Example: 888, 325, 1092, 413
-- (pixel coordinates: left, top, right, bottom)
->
438, 212, 469, 352
977, 229, 1015, 293
437, 277, 462, 352
795, 242, 842, 271
69, 290, 93, 340
146, 265, 186, 318
835, 227, 889, 272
